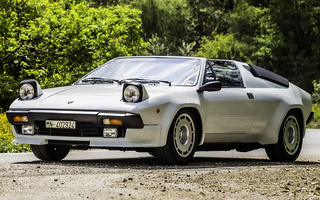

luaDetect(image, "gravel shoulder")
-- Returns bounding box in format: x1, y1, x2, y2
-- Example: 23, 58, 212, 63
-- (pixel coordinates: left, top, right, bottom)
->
1, 152, 320, 200
1, 130, 320, 199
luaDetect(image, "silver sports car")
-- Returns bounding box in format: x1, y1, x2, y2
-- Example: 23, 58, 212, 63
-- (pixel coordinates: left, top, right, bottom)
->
6, 56, 313, 164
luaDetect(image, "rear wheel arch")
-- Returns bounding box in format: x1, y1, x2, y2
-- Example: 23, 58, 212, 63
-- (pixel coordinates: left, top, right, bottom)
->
265, 109, 304, 162
286, 108, 305, 136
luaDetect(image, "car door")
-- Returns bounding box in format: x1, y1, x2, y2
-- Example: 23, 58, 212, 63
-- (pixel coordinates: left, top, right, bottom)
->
202, 61, 256, 142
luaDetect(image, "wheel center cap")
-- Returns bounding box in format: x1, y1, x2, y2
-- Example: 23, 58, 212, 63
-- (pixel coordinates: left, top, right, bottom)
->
287, 126, 295, 144
179, 125, 189, 145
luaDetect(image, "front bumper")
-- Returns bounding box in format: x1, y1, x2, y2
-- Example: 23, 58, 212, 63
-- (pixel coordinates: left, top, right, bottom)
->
7, 110, 162, 148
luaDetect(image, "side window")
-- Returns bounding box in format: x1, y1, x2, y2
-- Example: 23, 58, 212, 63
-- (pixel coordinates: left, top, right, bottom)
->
208, 60, 244, 87
204, 62, 216, 84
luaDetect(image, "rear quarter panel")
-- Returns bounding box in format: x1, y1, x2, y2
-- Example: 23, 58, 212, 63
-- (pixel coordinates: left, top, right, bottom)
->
237, 62, 312, 144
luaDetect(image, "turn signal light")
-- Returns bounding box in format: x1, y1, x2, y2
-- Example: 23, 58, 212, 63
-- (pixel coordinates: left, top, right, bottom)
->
103, 119, 123, 126
13, 116, 28, 123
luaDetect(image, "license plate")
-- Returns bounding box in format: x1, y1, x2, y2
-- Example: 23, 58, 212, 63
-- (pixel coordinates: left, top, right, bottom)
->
45, 120, 76, 129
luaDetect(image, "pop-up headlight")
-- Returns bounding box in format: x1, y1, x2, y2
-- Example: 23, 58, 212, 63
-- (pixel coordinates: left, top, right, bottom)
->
122, 82, 149, 103
19, 80, 43, 100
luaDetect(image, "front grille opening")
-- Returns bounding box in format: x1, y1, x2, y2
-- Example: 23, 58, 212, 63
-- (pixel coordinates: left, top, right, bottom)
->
30, 121, 127, 138
117, 128, 126, 138
35, 121, 101, 137
48, 140, 90, 146
14, 125, 22, 134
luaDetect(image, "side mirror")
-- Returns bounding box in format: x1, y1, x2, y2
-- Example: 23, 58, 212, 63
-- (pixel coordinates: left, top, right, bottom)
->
197, 81, 221, 93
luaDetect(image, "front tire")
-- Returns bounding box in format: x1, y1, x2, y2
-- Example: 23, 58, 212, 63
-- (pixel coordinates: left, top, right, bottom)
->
155, 110, 198, 165
265, 111, 303, 162
31, 145, 70, 161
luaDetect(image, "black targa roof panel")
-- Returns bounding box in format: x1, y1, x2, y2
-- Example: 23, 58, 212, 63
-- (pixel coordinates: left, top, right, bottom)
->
249, 64, 289, 88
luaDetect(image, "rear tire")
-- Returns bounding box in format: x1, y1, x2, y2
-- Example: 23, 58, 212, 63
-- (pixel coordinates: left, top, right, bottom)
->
31, 145, 70, 161
155, 109, 198, 165
265, 111, 303, 162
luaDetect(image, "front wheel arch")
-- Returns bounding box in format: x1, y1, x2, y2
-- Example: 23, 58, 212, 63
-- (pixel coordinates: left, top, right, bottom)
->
155, 108, 201, 164
183, 107, 203, 145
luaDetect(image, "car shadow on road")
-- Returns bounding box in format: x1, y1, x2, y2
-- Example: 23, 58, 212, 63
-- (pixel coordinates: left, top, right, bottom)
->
16, 156, 320, 170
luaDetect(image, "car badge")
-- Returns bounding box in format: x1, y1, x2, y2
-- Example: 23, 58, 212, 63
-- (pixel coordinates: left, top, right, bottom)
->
67, 101, 74, 104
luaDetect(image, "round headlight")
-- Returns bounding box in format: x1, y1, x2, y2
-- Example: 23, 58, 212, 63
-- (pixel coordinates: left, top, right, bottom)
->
123, 85, 140, 102
19, 83, 35, 100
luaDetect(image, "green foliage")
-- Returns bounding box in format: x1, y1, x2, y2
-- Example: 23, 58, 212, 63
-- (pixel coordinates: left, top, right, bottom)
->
89, 0, 133, 7
197, 3, 276, 64
196, 0, 320, 93
197, 33, 248, 61
133, 0, 196, 55
0, 0, 147, 110
188, 0, 234, 37
307, 104, 320, 129
265, 0, 320, 92
0, 112, 30, 153
312, 80, 320, 103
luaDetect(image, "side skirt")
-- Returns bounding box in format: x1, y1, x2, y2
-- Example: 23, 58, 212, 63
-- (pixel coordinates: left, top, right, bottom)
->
197, 143, 263, 152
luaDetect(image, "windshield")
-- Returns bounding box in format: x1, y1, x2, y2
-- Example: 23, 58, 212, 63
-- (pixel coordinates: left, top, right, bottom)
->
77, 57, 201, 86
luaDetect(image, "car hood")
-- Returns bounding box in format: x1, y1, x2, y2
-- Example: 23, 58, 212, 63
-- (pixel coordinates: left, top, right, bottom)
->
40, 85, 123, 111
9, 84, 195, 112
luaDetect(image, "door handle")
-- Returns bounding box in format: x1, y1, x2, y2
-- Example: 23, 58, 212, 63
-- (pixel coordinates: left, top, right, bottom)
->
247, 93, 254, 99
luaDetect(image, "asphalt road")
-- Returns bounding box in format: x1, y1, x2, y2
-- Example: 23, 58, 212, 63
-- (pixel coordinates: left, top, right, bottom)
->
1, 129, 319, 164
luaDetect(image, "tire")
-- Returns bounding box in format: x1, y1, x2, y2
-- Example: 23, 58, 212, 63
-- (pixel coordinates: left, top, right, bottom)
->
31, 144, 70, 161
148, 151, 157, 157
155, 110, 198, 165
265, 111, 303, 162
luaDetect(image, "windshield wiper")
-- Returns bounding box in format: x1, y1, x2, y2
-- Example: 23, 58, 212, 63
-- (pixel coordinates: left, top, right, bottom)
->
81, 77, 121, 85
121, 78, 171, 86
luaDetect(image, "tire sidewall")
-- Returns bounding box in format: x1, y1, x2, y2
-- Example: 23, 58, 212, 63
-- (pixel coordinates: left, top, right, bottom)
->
166, 109, 198, 164
278, 111, 303, 161
31, 145, 70, 161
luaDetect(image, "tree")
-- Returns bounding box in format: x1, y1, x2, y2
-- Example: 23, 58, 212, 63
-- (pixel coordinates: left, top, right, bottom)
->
196, 0, 320, 93
187, 0, 234, 38
133, 0, 196, 55
0, 0, 38, 110
0, 0, 147, 110
266, 0, 320, 92
197, 2, 275, 64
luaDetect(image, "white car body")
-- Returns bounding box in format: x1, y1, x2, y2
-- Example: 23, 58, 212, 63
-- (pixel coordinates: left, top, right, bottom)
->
7, 56, 313, 164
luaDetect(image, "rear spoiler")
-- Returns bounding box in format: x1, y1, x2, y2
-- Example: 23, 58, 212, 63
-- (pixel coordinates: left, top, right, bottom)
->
249, 64, 289, 87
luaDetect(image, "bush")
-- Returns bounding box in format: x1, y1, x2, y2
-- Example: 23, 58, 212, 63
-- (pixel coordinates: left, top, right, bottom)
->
308, 81, 320, 128
0, 0, 148, 110
0, 112, 30, 153
312, 80, 320, 104
307, 104, 320, 129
